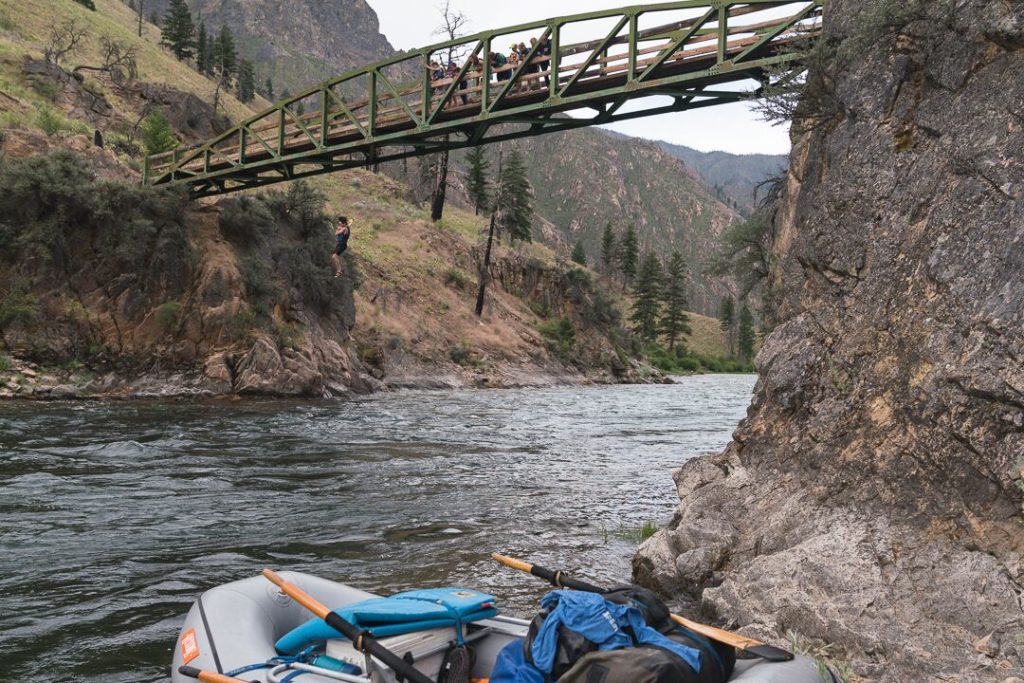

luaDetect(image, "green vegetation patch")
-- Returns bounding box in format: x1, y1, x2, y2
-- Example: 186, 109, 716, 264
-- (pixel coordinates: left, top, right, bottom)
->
35, 103, 89, 137
0, 354, 11, 373
644, 342, 753, 375
449, 341, 483, 370
616, 521, 660, 543
155, 301, 182, 335
539, 317, 575, 363
0, 280, 40, 329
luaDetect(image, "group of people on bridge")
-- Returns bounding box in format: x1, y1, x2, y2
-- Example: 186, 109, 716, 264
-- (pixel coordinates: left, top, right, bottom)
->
427, 35, 553, 107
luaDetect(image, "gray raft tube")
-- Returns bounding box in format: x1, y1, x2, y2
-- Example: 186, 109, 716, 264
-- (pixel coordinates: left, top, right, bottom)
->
170, 572, 836, 683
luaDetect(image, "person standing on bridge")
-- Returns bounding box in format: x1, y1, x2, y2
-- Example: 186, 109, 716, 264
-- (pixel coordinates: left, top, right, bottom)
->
490, 51, 509, 82
537, 35, 552, 88
332, 216, 351, 278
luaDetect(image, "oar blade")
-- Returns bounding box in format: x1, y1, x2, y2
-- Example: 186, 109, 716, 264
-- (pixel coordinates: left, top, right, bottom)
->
743, 643, 795, 662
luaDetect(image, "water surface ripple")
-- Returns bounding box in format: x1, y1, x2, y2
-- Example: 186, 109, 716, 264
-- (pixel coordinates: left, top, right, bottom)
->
0, 375, 755, 682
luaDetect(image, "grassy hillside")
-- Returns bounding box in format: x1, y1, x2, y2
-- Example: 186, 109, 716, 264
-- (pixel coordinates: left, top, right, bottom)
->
0, 0, 259, 130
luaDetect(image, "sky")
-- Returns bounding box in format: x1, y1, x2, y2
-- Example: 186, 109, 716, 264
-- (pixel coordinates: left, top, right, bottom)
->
366, 0, 793, 155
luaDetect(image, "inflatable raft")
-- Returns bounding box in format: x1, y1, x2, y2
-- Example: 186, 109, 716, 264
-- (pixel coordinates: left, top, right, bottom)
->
171, 572, 836, 683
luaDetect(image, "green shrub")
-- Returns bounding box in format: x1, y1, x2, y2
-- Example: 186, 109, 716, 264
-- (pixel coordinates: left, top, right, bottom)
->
31, 81, 59, 102
449, 341, 477, 368
274, 321, 302, 349
155, 301, 182, 335
0, 281, 39, 329
0, 151, 191, 275
140, 111, 178, 155
238, 256, 281, 306
530, 299, 552, 319
229, 308, 258, 341
676, 356, 700, 373
539, 317, 575, 362
359, 344, 385, 368
0, 354, 11, 372
444, 268, 468, 290
35, 104, 67, 136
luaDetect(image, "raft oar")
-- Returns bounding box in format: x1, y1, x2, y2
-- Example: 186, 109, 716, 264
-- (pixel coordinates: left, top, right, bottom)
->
262, 569, 435, 683
177, 666, 250, 683
491, 553, 794, 663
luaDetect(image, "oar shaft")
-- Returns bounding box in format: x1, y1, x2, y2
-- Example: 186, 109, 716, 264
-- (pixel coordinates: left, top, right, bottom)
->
177, 666, 249, 683
491, 553, 603, 593
670, 614, 760, 649
262, 569, 435, 683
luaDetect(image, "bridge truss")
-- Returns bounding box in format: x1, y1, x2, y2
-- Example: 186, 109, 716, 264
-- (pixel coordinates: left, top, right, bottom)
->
144, 1, 824, 198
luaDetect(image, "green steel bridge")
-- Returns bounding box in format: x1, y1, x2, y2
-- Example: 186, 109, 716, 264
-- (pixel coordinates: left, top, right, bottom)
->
144, 1, 824, 198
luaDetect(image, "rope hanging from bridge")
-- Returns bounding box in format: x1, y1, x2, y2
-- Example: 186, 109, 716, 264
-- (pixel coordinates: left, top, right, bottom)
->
144, 1, 824, 198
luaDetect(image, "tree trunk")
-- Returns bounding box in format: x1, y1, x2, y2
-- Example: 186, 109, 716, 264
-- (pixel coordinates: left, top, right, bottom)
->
430, 144, 449, 222
137, 0, 144, 37
475, 211, 497, 317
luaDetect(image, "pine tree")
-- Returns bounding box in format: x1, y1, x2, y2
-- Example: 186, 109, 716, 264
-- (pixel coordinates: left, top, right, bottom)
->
720, 295, 736, 357
738, 302, 756, 363
264, 76, 275, 101
660, 251, 691, 350
619, 223, 639, 289
211, 24, 237, 84
465, 146, 490, 215
495, 149, 533, 244
203, 31, 216, 75
160, 0, 195, 61
600, 223, 616, 276
571, 241, 587, 267
631, 252, 663, 342
140, 110, 177, 154
195, 22, 209, 74
237, 59, 256, 102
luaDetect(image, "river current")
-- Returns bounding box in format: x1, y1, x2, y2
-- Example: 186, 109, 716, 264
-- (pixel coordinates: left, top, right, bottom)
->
0, 374, 756, 682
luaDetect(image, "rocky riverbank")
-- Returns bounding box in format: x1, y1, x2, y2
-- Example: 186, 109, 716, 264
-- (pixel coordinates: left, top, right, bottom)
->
635, 1, 1024, 680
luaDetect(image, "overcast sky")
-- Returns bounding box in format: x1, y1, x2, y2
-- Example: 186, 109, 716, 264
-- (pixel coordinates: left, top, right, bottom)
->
366, 0, 793, 155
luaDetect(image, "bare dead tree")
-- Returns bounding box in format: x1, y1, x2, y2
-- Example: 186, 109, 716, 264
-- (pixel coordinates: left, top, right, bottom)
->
428, 1, 469, 222
44, 19, 87, 67
74, 37, 139, 83
433, 0, 469, 64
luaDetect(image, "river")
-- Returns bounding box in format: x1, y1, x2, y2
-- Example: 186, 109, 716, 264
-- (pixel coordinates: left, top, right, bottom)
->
0, 374, 756, 682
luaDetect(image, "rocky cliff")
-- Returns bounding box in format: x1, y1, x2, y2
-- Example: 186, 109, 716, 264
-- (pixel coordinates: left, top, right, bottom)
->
150, 0, 397, 90
635, 1, 1024, 680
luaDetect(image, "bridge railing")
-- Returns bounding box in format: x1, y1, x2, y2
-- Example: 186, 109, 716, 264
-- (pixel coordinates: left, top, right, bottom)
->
144, 1, 823, 194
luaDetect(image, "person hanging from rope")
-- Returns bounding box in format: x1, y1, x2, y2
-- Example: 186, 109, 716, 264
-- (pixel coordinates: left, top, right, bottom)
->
332, 216, 351, 278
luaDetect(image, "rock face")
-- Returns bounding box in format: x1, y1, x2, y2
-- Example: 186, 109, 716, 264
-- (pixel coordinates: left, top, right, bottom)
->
635, 1, 1024, 680
150, 0, 399, 91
